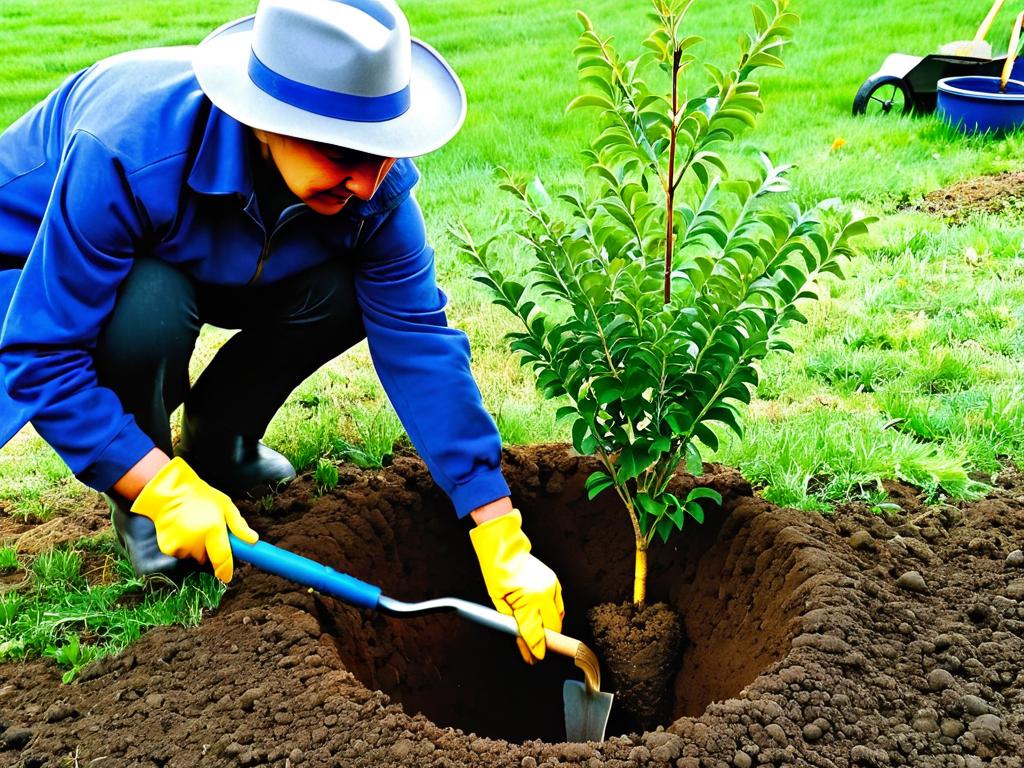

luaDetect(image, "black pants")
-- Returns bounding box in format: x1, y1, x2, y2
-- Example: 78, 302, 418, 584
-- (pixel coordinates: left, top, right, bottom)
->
93, 257, 366, 456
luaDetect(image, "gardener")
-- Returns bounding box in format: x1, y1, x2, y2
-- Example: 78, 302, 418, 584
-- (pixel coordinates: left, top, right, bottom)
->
0, 0, 563, 665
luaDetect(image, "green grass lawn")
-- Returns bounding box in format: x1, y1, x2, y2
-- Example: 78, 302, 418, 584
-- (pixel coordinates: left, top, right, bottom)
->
3, 0, 1024, 674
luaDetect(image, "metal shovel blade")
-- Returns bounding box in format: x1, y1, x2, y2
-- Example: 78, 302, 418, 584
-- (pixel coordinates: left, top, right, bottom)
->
563, 680, 614, 743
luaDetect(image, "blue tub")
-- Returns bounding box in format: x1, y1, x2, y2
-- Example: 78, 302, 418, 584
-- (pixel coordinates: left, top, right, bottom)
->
937, 75, 1024, 134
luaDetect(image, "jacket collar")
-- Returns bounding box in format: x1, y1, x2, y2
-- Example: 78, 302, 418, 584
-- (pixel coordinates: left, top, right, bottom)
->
187, 104, 253, 198
187, 101, 420, 216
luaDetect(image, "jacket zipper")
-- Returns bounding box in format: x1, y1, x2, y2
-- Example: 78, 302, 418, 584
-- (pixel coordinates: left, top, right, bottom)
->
246, 210, 363, 287
248, 236, 271, 286
246, 205, 306, 286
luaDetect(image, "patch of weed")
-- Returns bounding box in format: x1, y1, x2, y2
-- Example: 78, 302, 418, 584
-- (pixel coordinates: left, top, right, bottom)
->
313, 458, 340, 494
0, 547, 19, 573
0, 540, 225, 683
31, 548, 85, 590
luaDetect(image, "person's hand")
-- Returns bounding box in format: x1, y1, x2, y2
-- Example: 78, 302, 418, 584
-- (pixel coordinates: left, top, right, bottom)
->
130, 457, 259, 583
470, 509, 564, 664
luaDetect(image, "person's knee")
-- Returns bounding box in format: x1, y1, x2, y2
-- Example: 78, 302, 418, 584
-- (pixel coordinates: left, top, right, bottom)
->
95, 258, 199, 373
286, 261, 365, 348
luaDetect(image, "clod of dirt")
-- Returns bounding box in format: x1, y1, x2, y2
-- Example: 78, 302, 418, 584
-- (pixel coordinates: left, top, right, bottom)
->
1, 728, 32, 749
896, 569, 928, 592
587, 601, 683, 732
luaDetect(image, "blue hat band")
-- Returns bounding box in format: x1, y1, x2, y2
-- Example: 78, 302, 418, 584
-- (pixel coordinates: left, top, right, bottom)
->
248, 50, 411, 123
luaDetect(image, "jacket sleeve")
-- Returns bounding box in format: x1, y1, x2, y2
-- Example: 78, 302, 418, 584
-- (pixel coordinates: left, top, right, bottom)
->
0, 129, 155, 491
354, 193, 511, 518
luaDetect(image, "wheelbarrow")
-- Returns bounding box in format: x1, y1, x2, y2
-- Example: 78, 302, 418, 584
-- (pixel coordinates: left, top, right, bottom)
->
854, 1, 1024, 116
853, 52, 1023, 116
227, 532, 615, 743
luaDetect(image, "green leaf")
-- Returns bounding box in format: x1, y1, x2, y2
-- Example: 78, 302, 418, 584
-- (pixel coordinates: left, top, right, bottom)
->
637, 492, 667, 518
706, 404, 742, 437
528, 177, 552, 206
579, 74, 616, 99
678, 35, 703, 54
642, 30, 670, 61
654, 516, 675, 544
585, 470, 615, 500
685, 486, 722, 505
567, 93, 616, 113
666, 496, 685, 529
0, 638, 25, 661
745, 51, 785, 70
693, 421, 719, 452
616, 442, 658, 482
592, 376, 624, 405
572, 418, 597, 455
555, 405, 578, 424
684, 501, 705, 524
778, 263, 806, 288
751, 3, 769, 34
685, 441, 703, 475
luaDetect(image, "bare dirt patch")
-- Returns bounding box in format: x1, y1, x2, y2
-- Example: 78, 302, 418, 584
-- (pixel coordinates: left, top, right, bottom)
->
0, 496, 108, 557
0, 444, 1022, 767
914, 171, 1024, 223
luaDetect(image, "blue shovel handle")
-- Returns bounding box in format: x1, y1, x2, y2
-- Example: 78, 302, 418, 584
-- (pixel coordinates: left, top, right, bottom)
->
228, 532, 382, 610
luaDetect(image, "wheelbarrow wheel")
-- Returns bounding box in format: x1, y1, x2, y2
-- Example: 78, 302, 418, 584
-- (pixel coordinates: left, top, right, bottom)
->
853, 74, 913, 116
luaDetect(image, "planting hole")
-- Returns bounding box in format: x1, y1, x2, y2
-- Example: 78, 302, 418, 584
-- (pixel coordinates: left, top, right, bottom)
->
282, 448, 807, 742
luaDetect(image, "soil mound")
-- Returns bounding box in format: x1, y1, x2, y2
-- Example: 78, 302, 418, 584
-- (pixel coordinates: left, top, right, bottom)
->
913, 170, 1024, 223
1, 443, 1023, 766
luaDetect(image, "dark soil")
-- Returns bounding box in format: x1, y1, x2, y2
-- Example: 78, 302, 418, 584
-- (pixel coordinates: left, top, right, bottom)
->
588, 601, 684, 733
1, 443, 1023, 767
913, 170, 1024, 223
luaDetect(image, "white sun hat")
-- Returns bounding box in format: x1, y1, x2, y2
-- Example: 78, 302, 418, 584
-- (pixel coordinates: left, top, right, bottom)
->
192, 0, 466, 158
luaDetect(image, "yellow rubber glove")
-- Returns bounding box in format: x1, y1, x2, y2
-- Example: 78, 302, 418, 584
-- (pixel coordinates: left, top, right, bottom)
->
470, 509, 564, 664
130, 457, 259, 583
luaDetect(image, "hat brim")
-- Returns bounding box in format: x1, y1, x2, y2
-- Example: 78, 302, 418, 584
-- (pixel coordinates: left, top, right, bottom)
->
193, 16, 466, 158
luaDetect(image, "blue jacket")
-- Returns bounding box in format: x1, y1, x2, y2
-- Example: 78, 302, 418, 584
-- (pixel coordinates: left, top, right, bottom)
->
0, 46, 510, 518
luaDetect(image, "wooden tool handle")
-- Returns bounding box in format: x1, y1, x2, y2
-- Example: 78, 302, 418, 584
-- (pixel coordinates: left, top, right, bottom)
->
545, 629, 603, 693
976, 0, 1005, 43
543, 628, 582, 659
1002, 10, 1024, 91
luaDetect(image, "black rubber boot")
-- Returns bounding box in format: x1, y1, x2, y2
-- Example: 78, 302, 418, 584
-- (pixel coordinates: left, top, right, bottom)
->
175, 411, 296, 499
105, 492, 204, 584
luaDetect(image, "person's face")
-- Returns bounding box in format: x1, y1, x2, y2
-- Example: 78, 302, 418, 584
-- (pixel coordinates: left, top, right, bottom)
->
252, 129, 397, 216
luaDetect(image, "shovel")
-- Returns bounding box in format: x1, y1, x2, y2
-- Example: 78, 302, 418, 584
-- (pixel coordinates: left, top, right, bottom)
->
1001, 10, 1024, 91
939, 0, 1004, 58
227, 532, 615, 743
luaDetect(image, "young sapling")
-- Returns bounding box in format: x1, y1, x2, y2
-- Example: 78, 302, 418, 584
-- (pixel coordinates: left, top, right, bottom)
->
455, 0, 872, 607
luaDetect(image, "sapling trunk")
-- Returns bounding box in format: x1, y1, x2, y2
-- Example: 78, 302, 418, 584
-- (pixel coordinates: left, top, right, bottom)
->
663, 47, 681, 306
624, 488, 650, 607
634, 539, 648, 606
